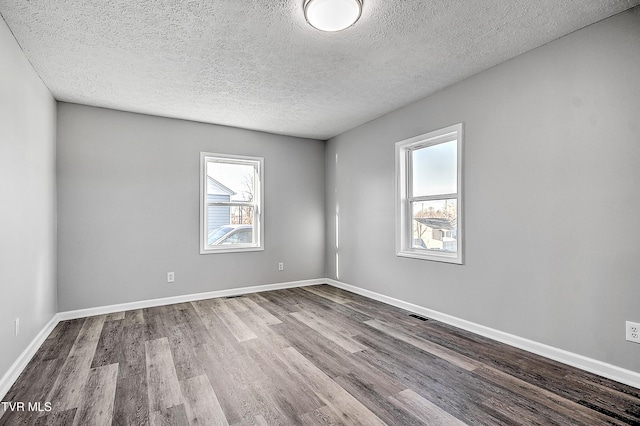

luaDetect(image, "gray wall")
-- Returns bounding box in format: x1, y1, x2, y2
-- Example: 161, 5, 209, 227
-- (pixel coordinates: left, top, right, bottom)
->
57, 103, 325, 311
326, 7, 640, 373
0, 17, 57, 378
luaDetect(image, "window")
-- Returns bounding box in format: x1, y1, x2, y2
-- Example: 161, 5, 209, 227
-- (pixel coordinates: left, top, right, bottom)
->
395, 123, 463, 264
200, 153, 263, 254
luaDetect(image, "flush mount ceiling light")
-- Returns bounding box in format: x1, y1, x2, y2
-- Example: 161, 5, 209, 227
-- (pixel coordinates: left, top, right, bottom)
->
304, 0, 362, 32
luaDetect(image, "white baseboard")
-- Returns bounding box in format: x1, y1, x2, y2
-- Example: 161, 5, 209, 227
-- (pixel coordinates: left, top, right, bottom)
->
4, 276, 637, 405
57, 278, 324, 321
0, 315, 59, 402
326, 279, 640, 390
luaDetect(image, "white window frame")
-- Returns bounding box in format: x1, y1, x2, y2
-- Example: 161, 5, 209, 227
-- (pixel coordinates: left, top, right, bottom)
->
395, 123, 464, 264
200, 152, 264, 254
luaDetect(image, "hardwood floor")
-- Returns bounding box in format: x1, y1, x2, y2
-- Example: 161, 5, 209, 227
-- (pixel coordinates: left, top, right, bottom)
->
1, 285, 639, 425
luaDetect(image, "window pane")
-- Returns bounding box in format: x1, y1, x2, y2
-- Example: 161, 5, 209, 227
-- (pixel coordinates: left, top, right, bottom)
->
206, 161, 256, 202
412, 199, 457, 253
206, 206, 254, 246
412, 141, 457, 197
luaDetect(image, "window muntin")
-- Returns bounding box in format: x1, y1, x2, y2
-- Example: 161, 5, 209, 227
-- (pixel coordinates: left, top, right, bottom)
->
396, 124, 463, 264
200, 153, 263, 254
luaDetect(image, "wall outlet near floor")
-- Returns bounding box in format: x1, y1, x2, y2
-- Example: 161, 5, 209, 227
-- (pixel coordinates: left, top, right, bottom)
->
167, 272, 175, 283
278, 262, 284, 271
626, 321, 640, 343
14, 318, 19, 336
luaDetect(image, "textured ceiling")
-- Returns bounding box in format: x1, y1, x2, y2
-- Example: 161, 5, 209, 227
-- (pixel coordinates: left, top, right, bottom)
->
1, 1, 638, 140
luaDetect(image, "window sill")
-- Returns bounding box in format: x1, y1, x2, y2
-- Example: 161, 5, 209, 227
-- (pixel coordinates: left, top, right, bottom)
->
396, 250, 462, 265
200, 246, 264, 255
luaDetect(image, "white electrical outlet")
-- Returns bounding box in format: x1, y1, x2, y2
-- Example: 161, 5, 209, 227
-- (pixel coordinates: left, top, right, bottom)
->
14, 318, 19, 336
278, 262, 284, 271
167, 272, 175, 283
626, 321, 640, 343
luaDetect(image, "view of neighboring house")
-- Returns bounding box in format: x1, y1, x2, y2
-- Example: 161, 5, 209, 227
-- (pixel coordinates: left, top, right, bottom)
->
207, 177, 235, 231
414, 217, 457, 252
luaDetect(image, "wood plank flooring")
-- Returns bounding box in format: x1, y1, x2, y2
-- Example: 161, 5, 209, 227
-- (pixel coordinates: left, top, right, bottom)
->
1, 285, 639, 425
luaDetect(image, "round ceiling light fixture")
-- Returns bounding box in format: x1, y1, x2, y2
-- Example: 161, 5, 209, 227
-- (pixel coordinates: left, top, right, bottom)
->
304, 0, 362, 32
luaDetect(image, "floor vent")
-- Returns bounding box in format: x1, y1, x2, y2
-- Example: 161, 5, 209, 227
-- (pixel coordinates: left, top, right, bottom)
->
225, 295, 243, 299
409, 314, 429, 321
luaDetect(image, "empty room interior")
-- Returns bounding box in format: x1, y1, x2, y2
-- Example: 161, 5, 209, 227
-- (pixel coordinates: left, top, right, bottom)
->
1, 0, 640, 425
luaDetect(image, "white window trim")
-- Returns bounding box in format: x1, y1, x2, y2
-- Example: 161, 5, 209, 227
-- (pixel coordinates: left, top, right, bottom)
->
200, 152, 264, 254
395, 123, 464, 264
